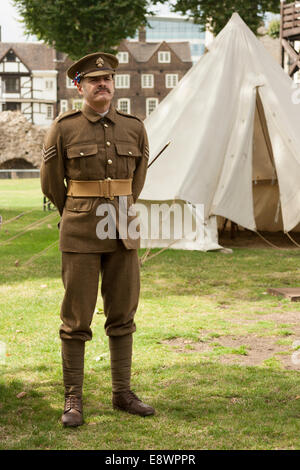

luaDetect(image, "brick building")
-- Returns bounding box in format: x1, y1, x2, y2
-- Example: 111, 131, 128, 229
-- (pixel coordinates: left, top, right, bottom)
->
113, 37, 192, 119
56, 35, 192, 120
0, 23, 283, 125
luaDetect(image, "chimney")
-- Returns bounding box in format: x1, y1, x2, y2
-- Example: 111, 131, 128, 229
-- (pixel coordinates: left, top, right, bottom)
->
138, 26, 146, 43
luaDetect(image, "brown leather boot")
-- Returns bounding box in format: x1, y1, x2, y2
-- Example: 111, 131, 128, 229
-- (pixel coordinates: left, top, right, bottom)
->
113, 390, 155, 416
61, 396, 83, 427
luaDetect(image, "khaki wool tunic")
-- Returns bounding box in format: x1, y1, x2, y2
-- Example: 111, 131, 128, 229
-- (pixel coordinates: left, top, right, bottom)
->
40, 103, 149, 253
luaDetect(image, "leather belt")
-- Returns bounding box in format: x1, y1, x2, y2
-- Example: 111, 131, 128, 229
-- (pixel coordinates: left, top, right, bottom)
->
67, 178, 132, 199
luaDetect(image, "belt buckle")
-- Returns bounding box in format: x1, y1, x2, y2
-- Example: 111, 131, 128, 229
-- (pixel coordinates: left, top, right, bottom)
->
105, 178, 114, 200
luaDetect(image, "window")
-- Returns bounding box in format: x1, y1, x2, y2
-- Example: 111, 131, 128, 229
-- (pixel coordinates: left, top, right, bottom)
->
117, 98, 130, 114
72, 99, 83, 110
146, 98, 158, 117
3, 76, 20, 93
6, 50, 17, 62
158, 51, 171, 63
115, 74, 130, 89
190, 43, 205, 56
117, 52, 129, 63
66, 76, 76, 88
60, 99, 68, 114
55, 51, 64, 61
45, 80, 54, 89
141, 74, 154, 88
2, 103, 20, 111
165, 74, 178, 88
146, 18, 205, 41
46, 105, 53, 119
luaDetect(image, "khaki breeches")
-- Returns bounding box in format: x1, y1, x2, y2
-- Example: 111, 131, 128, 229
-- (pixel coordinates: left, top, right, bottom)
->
59, 241, 140, 341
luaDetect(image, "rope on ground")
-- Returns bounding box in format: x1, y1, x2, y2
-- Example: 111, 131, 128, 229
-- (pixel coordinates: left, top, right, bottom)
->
140, 247, 151, 264
21, 239, 59, 267
0, 212, 57, 247
140, 239, 181, 265
1, 208, 36, 226
285, 232, 300, 249
141, 231, 287, 259
254, 230, 283, 249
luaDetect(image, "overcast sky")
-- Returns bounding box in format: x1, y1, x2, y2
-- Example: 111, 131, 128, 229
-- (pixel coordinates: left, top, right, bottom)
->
1, 0, 175, 43
1, 0, 35, 42
1, 0, 277, 43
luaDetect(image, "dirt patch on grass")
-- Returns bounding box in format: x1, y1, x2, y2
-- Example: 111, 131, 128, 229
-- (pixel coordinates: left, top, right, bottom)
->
252, 310, 300, 324
226, 310, 300, 332
162, 334, 300, 370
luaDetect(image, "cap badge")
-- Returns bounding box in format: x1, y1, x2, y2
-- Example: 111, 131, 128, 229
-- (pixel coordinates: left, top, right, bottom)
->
96, 57, 104, 68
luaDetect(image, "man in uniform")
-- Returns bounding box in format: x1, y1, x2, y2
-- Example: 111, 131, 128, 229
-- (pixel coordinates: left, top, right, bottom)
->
40, 52, 155, 427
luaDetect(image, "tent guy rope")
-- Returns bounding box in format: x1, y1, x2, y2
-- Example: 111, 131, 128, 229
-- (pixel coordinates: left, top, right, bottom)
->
1, 208, 36, 226
0, 212, 57, 247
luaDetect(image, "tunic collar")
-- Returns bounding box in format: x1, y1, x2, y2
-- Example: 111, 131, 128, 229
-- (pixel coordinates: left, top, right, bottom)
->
82, 102, 116, 123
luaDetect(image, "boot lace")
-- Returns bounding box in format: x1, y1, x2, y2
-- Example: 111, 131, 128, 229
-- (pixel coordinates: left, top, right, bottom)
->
65, 396, 82, 412
125, 390, 141, 403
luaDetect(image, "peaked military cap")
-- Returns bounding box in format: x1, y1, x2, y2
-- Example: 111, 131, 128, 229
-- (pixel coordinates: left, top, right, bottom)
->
67, 52, 119, 84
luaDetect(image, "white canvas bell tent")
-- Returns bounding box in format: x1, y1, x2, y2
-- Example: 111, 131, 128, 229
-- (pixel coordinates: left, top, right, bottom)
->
138, 12, 300, 252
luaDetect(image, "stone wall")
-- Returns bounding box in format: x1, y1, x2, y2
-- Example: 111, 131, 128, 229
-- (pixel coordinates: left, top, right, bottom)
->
0, 111, 47, 169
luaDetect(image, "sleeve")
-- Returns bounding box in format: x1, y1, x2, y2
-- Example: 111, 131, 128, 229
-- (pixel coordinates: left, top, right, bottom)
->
132, 122, 149, 203
40, 120, 66, 216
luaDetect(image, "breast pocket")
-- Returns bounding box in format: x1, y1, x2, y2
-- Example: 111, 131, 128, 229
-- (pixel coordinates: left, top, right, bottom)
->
66, 143, 99, 179
115, 142, 142, 178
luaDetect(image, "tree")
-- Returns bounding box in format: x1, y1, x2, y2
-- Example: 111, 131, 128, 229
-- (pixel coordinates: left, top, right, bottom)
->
267, 18, 280, 39
154, 0, 294, 36
13, 0, 151, 59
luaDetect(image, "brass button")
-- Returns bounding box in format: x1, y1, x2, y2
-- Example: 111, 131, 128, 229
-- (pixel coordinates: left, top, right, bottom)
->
104, 123, 108, 128
107, 159, 112, 165
128, 151, 132, 155
79, 152, 84, 156
106, 141, 111, 147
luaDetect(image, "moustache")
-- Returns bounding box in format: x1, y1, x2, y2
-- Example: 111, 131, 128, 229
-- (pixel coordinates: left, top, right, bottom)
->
95, 87, 110, 94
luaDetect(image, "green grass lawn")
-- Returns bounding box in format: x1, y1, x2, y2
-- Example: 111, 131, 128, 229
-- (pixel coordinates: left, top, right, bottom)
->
0, 179, 300, 450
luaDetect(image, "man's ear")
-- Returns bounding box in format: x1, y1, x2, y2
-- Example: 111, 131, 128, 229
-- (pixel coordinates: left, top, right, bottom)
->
77, 83, 84, 96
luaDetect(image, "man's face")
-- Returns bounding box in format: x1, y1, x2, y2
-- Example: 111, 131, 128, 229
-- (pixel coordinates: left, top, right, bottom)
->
78, 74, 115, 109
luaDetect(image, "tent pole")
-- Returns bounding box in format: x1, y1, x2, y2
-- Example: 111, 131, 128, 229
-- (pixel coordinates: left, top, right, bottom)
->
147, 141, 171, 169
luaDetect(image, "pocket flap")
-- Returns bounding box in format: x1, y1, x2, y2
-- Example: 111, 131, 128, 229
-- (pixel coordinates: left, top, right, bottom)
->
66, 143, 98, 159
115, 143, 142, 158
65, 197, 93, 212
